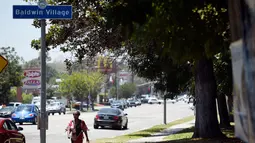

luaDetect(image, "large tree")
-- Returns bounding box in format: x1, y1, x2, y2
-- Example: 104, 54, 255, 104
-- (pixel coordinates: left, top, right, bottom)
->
105, 0, 230, 138
26, 0, 230, 138
0, 47, 24, 103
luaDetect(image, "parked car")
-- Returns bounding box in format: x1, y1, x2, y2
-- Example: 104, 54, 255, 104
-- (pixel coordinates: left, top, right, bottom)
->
148, 98, 162, 104
127, 99, 136, 107
167, 99, 176, 104
0, 106, 16, 118
121, 100, 128, 108
47, 102, 66, 115
11, 104, 39, 125
94, 108, 128, 130
135, 100, 141, 106
0, 118, 25, 142
7, 102, 22, 107
111, 100, 125, 110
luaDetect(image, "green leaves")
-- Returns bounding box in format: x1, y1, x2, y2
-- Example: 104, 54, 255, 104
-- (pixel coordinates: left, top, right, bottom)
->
58, 71, 104, 100
0, 47, 24, 103
119, 83, 136, 99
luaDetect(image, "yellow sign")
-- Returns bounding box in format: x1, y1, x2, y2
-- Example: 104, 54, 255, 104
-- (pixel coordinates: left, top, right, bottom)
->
0, 55, 8, 73
97, 56, 113, 72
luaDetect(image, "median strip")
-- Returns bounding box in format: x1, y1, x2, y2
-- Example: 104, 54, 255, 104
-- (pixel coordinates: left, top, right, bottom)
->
95, 115, 195, 143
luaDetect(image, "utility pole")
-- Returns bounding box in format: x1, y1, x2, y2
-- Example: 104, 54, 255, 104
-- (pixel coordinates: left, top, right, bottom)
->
40, 18, 47, 143
164, 94, 167, 124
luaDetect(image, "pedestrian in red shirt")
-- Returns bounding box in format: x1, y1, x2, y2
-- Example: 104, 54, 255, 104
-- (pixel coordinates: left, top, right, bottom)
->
66, 111, 89, 143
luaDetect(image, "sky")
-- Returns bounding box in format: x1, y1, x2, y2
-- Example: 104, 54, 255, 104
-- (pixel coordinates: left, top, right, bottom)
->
0, 0, 71, 62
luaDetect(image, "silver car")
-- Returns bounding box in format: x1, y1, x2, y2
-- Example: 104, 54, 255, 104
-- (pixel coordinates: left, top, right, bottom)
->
46, 102, 66, 115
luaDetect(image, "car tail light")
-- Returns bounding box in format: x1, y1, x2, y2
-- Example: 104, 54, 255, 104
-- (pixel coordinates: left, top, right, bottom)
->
113, 116, 119, 120
95, 115, 99, 120
29, 114, 34, 117
12, 114, 16, 117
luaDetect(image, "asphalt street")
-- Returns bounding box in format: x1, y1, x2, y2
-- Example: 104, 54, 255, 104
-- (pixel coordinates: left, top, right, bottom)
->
19, 101, 194, 143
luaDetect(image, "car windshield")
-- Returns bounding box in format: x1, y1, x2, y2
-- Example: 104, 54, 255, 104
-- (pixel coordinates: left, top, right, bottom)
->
113, 101, 121, 104
16, 105, 32, 112
50, 103, 59, 106
7, 103, 14, 106
0, 107, 14, 112
98, 108, 119, 115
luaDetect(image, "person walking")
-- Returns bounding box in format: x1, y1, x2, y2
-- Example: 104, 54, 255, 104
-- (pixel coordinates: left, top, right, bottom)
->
66, 111, 90, 143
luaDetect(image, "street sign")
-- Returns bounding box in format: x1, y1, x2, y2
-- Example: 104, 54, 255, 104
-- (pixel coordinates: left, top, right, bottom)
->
0, 55, 8, 73
13, 5, 72, 19
13, 2, 72, 143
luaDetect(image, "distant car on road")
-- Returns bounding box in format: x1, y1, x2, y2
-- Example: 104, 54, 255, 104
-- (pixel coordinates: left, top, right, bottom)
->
127, 100, 136, 107
0, 106, 16, 118
111, 100, 125, 110
46, 102, 66, 115
11, 104, 39, 125
94, 108, 128, 130
148, 98, 162, 104
135, 99, 141, 106
167, 99, 176, 104
0, 118, 25, 143
7, 102, 22, 107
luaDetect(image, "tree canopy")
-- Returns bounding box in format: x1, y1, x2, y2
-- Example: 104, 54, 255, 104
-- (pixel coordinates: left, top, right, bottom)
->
0, 47, 24, 103
58, 71, 104, 100
119, 83, 136, 99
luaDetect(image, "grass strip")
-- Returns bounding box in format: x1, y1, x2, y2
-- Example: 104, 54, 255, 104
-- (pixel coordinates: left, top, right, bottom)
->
162, 123, 243, 143
95, 115, 195, 143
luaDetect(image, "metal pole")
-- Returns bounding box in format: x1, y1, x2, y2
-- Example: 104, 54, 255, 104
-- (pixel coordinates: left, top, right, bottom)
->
40, 19, 47, 143
116, 70, 118, 100
164, 96, 167, 124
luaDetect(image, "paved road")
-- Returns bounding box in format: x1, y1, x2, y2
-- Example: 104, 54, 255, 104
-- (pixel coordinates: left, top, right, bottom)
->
19, 101, 193, 143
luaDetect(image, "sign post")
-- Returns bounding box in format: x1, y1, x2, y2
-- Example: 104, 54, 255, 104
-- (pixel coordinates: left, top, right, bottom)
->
13, 1, 72, 143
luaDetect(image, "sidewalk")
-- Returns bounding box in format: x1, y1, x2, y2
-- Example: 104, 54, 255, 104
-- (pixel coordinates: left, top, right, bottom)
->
127, 120, 195, 143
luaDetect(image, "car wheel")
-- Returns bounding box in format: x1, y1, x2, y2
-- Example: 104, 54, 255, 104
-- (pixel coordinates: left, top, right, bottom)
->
33, 117, 37, 125
52, 113, 54, 115
59, 112, 61, 115
19, 122, 23, 125
63, 111, 66, 115
123, 121, 128, 129
118, 125, 122, 130
22, 139, 26, 143
94, 125, 98, 129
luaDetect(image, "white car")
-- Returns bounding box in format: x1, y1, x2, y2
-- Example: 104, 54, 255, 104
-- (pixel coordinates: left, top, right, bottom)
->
7, 102, 22, 107
167, 99, 176, 104
135, 100, 141, 106
148, 98, 162, 104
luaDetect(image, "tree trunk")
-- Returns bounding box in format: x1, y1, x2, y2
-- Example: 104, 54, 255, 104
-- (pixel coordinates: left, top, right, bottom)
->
217, 94, 231, 127
86, 98, 89, 111
80, 101, 84, 111
192, 58, 224, 138
91, 99, 95, 111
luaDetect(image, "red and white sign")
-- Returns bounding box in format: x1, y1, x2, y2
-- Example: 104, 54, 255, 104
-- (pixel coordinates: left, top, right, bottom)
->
24, 79, 41, 86
24, 70, 41, 78
22, 68, 41, 89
